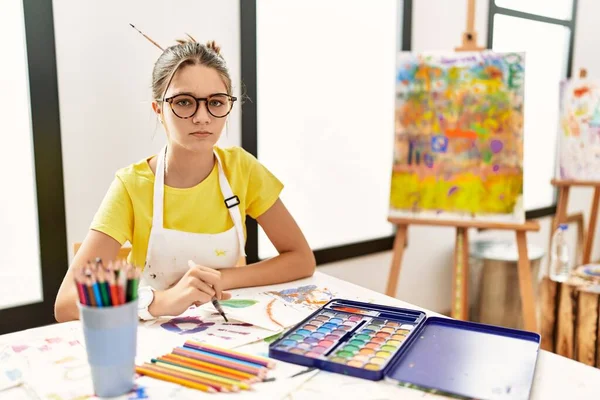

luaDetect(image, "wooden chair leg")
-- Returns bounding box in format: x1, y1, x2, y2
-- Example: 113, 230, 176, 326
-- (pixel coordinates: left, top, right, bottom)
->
516, 230, 537, 332
583, 187, 600, 264
385, 225, 408, 297
452, 227, 469, 320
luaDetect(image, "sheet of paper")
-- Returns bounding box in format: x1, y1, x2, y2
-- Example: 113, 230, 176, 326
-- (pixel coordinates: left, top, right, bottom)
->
195, 293, 312, 331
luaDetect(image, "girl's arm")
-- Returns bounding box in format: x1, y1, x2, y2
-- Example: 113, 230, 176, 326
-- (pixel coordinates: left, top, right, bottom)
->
221, 199, 316, 289
54, 230, 121, 322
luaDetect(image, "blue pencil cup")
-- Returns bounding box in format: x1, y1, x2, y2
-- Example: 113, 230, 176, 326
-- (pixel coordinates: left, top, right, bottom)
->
79, 300, 138, 398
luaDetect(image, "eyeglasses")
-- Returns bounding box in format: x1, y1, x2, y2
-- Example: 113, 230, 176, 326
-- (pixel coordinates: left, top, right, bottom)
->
162, 93, 237, 119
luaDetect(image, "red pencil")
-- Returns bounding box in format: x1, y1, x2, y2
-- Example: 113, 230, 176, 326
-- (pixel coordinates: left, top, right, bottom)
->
74, 267, 88, 305
106, 263, 119, 306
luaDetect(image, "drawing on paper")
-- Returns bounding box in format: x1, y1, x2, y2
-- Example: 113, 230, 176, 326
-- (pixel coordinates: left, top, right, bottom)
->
194, 294, 310, 332
160, 316, 216, 335
218, 299, 259, 308
147, 308, 278, 349
391, 51, 526, 222
264, 285, 335, 309
557, 78, 600, 181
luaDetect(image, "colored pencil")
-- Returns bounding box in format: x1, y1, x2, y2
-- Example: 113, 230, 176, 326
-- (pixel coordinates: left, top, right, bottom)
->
90, 275, 103, 307
173, 347, 266, 376
147, 362, 237, 392
181, 345, 267, 370
135, 365, 216, 393
75, 274, 87, 305
184, 340, 276, 369
162, 353, 258, 382
150, 359, 247, 390
160, 355, 257, 383
118, 261, 128, 304
96, 267, 110, 307
107, 267, 119, 306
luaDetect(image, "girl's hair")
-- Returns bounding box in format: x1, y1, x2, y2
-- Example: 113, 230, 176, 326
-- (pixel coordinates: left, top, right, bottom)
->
151, 35, 232, 101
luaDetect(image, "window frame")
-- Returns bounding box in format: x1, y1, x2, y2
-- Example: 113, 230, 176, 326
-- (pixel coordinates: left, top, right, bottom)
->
487, 0, 579, 220
0, 0, 69, 334
240, 0, 413, 264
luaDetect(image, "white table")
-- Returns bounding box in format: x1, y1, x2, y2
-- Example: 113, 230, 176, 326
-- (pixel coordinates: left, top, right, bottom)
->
1, 271, 599, 399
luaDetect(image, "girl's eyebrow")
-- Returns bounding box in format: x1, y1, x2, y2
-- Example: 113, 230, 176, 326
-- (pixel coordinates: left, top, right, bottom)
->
167, 91, 228, 98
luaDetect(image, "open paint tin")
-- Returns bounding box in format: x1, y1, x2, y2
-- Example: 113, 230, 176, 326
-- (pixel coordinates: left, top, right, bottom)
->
269, 299, 540, 399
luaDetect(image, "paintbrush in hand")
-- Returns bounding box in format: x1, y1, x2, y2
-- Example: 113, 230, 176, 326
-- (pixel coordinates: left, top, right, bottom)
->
188, 260, 228, 322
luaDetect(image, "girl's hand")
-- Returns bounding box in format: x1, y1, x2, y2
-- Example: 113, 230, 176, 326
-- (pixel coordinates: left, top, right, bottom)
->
149, 262, 231, 317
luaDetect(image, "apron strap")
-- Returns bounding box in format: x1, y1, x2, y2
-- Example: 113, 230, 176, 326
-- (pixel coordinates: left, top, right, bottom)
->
214, 151, 247, 257
151, 145, 246, 257
152, 145, 167, 227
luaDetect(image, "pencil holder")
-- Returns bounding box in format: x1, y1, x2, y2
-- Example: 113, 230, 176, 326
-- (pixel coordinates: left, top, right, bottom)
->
79, 300, 138, 397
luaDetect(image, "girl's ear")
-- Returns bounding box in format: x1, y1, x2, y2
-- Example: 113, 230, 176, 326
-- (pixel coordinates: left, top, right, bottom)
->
152, 101, 163, 124
151, 101, 161, 115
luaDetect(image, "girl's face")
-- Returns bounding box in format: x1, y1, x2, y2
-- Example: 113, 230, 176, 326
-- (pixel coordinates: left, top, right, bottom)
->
153, 64, 231, 153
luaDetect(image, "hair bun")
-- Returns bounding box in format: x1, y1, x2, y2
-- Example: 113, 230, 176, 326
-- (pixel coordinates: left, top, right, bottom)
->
205, 40, 222, 55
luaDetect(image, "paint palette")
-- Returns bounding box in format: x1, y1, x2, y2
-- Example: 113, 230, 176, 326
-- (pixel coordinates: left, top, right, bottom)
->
269, 299, 425, 380
269, 299, 542, 399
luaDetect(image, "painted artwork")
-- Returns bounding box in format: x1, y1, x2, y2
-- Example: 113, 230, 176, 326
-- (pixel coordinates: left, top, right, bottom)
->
557, 78, 600, 181
1, 335, 95, 399
263, 285, 336, 311
194, 294, 311, 331
391, 51, 526, 222
141, 295, 309, 352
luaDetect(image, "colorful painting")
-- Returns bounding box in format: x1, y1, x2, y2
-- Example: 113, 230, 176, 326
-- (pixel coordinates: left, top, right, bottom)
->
391, 51, 526, 222
264, 285, 336, 310
195, 294, 310, 331
557, 78, 600, 181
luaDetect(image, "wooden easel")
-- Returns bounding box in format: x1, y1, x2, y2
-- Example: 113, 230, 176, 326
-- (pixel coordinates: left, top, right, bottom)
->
385, 219, 540, 332
549, 69, 600, 265
385, 0, 541, 333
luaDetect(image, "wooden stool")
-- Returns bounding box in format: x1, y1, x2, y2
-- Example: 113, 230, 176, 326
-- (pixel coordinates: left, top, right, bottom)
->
541, 272, 600, 367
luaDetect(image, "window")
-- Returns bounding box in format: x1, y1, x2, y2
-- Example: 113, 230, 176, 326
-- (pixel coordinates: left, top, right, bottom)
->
241, 0, 413, 264
0, 0, 68, 334
488, 0, 578, 217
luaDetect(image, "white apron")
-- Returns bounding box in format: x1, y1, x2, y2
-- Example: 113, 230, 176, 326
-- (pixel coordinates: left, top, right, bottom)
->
140, 146, 246, 291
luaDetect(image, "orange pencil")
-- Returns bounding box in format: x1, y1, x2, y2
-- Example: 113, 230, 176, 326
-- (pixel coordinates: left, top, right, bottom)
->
141, 363, 233, 392
162, 354, 258, 382
106, 264, 119, 306
148, 361, 243, 391
135, 365, 216, 393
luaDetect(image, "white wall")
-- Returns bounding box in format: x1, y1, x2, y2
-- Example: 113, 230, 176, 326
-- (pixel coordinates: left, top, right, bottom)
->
321, 0, 600, 314
52, 0, 241, 261
256, 0, 397, 258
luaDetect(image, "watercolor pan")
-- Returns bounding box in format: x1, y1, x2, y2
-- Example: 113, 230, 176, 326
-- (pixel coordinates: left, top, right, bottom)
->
269, 299, 540, 399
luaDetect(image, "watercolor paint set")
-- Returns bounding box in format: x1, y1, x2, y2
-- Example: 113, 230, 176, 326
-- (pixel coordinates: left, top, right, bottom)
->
269, 299, 541, 399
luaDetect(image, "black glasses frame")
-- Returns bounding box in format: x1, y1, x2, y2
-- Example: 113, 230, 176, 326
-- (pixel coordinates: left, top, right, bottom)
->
161, 93, 237, 119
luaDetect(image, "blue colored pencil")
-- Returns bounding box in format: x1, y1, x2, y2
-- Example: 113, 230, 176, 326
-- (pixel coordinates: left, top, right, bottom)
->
91, 277, 103, 307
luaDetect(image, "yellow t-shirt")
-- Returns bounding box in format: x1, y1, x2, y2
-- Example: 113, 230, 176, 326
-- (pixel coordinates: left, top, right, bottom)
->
90, 146, 283, 268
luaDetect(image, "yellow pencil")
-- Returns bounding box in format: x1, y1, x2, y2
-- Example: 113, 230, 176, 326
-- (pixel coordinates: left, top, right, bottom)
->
150, 360, 250, 390
161, 354, 258, 382
135, 365, 216, 393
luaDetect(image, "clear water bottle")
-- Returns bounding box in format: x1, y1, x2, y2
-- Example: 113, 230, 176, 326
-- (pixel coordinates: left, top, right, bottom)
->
549, 224, 570, 282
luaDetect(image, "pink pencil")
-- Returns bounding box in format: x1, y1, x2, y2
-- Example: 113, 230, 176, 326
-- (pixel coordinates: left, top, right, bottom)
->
184, 341, 275, 369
